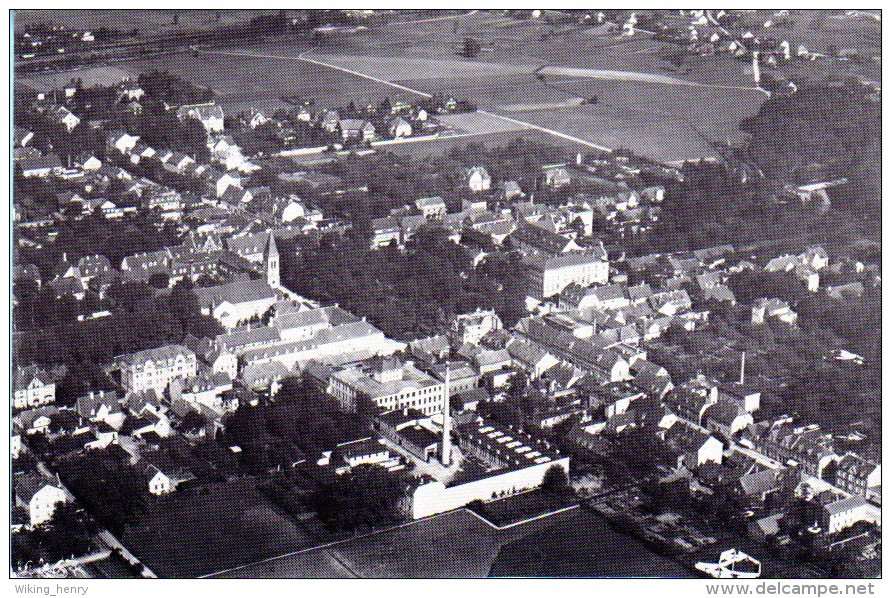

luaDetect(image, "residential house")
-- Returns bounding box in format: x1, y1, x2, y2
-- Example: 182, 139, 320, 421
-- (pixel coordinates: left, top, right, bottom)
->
834, 455, 880, 497
523, 251, 610, 299
388, 117, 412, 138
15, 474, 68, 526
19, 154, 64, 177
139, 455, 196, 495
751, 298, 797, 325
465, 166, 491, 192
13, 365, 56, 410
46, 104, 81, 131
14, 125, 34, 147
449, 309, 503, 346
415, 196, 447, 218
118, 344, 197, 395
339, 118, 376, 142
820, 495, 874, 534
370, 216, 401, 249
542, 164, 571, 189
176, 103, 225, 133
663, 420, 724, 469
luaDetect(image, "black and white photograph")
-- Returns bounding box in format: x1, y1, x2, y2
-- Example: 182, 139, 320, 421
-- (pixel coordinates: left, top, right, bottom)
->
7, 3, 884, 588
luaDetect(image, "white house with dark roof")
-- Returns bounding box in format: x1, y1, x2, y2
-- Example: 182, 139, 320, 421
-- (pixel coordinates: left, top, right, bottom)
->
388, 117, 412, 138
465, 166, 491, 192
13, 365, 56, 410
820, 495, 875, 534
177, 103, 224, 133
415, 196, 447, 218
118, 344, 197, 395
15, 474, 68, 526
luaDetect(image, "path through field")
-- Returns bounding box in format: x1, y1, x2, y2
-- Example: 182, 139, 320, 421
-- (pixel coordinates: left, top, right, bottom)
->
196, 47, 620, 152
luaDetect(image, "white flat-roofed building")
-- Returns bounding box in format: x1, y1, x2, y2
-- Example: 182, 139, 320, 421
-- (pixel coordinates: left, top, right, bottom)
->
328, 356, 447, 416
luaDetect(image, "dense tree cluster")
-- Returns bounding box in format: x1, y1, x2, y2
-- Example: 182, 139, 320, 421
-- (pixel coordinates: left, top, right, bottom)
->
284, 228, 528, 340
222, 376, 372, 471
311, 464, 413, 532
741, 83, 880, 216
11, 503, 97, 570
136, 71, 214, 107
14, 280, 222, 369
56, 451, 149, 536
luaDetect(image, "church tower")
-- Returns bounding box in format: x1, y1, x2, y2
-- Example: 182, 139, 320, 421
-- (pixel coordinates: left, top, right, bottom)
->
264, 233, 280, 288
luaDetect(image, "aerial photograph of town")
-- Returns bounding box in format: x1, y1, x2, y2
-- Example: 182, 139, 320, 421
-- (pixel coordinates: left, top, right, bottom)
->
8, 5, 883, 588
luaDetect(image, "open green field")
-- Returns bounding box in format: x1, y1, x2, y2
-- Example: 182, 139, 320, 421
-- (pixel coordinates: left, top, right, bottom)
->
209, 506, 583, 578
502, 105, 716, 164
490, 509, 694, 578
121, 481, 315, 578
378, 130, 593, 160
20, 10, 871, 163
125, 50, 417, 114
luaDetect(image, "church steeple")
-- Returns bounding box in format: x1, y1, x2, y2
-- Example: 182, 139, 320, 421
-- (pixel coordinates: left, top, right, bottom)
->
264, 233, 280, 288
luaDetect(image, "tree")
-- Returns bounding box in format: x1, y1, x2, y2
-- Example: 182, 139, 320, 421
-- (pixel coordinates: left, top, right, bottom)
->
312, 464, 412, 531
541, 464, 572, 497
460, 37, 481, 58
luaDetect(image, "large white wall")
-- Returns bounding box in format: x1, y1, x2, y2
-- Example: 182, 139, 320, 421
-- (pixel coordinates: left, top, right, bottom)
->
411, 457, 570, 519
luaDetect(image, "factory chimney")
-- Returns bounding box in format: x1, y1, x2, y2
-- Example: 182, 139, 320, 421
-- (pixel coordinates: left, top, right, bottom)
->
441, 364, 451, 466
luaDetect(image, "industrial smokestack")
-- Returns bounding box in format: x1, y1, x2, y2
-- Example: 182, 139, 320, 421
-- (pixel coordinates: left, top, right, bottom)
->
441, 365, 451, 466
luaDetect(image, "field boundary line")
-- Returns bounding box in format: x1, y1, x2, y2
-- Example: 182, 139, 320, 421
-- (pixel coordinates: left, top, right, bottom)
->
196, 47, 613, 151
384, 10, 479, 27
465, 503, 580, 530
199, 509, 459, 578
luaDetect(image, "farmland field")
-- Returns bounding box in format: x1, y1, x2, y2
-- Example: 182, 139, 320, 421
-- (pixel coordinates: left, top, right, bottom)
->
121, 481, 316, 578
506, 104, 717, 163
27, 10, 852, 162
125, 50, 420, 113
210, 506, 584, 578
378, 130, 594, 159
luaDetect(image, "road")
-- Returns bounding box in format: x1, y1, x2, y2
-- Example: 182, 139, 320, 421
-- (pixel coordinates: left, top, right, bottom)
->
34, 459, 157, 578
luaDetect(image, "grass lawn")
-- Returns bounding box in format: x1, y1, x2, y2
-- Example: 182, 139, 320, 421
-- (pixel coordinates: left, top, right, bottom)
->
121, 480, 316, 578
490, 509, 694, 578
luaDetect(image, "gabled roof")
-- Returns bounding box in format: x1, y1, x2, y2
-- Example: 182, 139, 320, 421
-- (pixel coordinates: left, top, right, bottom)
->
19, 154, 63, 171
823, 494, 868, 516
15, 473, 60, 503
193, 279, 277, 308
13, 365, 53, 392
